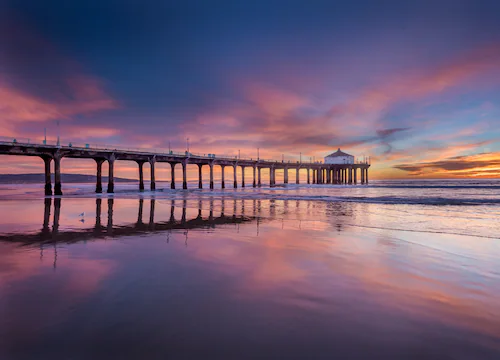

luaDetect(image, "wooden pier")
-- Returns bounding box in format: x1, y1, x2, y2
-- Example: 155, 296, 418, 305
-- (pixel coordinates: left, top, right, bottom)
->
0, 139, 370, 195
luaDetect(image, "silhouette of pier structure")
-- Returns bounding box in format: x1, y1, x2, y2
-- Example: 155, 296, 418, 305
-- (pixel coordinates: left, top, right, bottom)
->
0, 196, 358, 249
0, 139, 370, 195
2, 197, 261, 246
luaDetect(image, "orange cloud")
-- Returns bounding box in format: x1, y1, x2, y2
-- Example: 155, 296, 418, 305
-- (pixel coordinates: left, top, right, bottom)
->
0, 76, 118, 136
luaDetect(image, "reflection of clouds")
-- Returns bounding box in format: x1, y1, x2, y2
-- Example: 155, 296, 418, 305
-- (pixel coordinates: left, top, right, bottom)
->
186, 217, 500, 343
0, 243, 116, 344
1, 196, 499, 347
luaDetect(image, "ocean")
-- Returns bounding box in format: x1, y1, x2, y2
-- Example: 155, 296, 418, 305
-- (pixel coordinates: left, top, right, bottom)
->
1, 179, 499, 359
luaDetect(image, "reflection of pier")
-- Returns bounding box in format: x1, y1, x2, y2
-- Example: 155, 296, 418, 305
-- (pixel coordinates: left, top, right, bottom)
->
3, 198, 264, 246
1, 196, 359, 246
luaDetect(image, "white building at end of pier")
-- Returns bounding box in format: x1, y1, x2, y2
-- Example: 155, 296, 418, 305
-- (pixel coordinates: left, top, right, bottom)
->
324, 148, 354, 164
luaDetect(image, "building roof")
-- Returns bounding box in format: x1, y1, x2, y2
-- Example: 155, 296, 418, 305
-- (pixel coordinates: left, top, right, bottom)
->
325, 148, 353, 157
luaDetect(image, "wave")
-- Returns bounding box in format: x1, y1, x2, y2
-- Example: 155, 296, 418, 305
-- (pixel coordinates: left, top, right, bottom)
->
77, 190, 500, 206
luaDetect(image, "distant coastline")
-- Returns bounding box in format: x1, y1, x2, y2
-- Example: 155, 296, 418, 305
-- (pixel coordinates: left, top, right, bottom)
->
0, 174, 136, 184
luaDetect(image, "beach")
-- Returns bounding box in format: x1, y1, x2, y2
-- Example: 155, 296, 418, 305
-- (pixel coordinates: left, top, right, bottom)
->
1, 180, 499, 359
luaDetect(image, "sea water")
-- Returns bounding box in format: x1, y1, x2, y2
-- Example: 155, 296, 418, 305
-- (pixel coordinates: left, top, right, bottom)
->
0, 180, 499, 359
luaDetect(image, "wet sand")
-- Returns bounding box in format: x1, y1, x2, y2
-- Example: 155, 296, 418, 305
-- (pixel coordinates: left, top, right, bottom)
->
1, 193, 499, 359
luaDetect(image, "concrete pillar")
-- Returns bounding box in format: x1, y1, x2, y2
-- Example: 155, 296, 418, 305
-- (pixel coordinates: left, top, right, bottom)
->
258, 167, 262, 186
354, 167, 357, 184
284, 167, 288, 184
107, 158, 114, 193
182, 161, 188, 189
326, 168, 330, 184
170, 163, 176, 189
241, 166, 245, 187
198, 164, 203, 189
252, 166, 256, 187
210, 163, 214, 189
43, 156, 52, 196
270, 167, 275, 186
296, 168, 300, 184
366, 168, 369, 184
233, 165, 237, 188
361, 167, 365, 184
312, 169, 316, 184
95, 159, 104, 193
54, 155, 62, 195
348, 166, 352, 184
221, 165, 225, 189
149, 159, 156, 191
138, 161, 145, 191
307, 168, 310, 184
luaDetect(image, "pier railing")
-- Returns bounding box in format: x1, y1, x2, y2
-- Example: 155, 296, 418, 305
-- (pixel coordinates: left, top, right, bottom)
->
0, 136, 371, 165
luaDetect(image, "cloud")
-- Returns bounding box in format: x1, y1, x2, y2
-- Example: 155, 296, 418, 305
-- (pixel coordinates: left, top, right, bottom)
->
394, 152, 500, 177
0, 17, 118, 137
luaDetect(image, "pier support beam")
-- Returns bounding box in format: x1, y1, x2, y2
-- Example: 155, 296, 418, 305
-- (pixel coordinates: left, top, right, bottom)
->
210, 163, 214, 189
233, 165, 238, 188
149, 158, 156, 191
326, 168, 331, 184
42, 156, 52, 196
284, 167, 288, 184
138, 161, 145, 191
307, 168, 310, 184
170, 163, 176, 189
270, 167, 275, 186
241, 166, 245, 187
348, 166, 352, 184
95, 159, 104, 193
312, 169, 316, 184
365, 168, 369, 184
198, 164, 203, 189
296, 168, 300, 184
253, 166, 256, 187
54, 154, 63, 196
221, 165, 225, 189
258, 167, 262, 187
182, 161, 188, 189
354, 167, 357, 184
107, 156, 115, 193
361, 168, 365, 184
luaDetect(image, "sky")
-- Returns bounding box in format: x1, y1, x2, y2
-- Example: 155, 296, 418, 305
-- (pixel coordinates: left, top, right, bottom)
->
1, 0, 500, 180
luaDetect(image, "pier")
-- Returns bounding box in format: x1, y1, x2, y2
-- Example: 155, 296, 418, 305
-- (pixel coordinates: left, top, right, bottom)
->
0, 139, 370, 195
